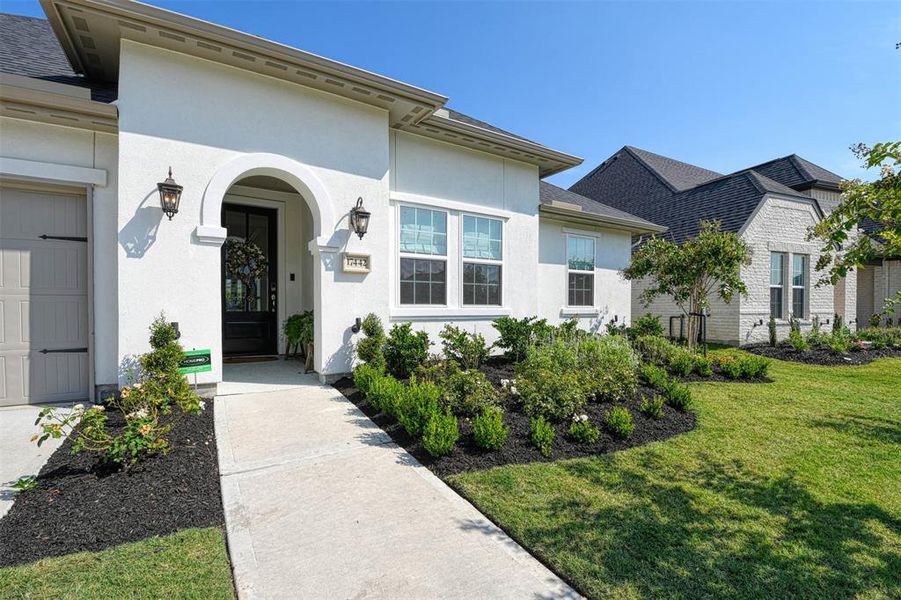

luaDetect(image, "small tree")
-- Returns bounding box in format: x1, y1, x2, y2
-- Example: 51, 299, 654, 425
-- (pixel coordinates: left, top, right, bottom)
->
811, 142, 901, 317
623, 220, 750, 351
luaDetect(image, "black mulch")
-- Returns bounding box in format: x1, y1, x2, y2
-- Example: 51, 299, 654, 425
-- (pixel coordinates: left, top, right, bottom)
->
334, 357, 696, 478
0, 402, 224, 567
743, 343, 901, 366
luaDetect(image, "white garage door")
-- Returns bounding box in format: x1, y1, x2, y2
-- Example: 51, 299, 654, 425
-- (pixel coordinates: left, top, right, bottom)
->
0, 185, 89, 407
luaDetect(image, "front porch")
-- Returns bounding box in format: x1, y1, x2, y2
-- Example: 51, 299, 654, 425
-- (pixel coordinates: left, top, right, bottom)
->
218, 358, 319, 396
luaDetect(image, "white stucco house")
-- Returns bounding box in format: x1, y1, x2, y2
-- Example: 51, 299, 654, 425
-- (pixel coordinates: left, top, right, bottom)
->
0, 1, 663, 406
570, 147, 858, 345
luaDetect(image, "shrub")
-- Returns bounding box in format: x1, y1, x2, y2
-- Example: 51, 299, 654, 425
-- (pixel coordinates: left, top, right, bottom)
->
693, 355, 713, 377
472, 407, 509, 450
515, 340, 586, 420
439, 324, 491, 370
789, 314, 802, 334
530, 416, 555, 457
788, 329, 810, 352
629, 314, 664, 338
353, 363, 383, 397
568, 415, 600, 444
367, 374, 404, 417
356, 313, 387, 372
739, 355, 770, 379
33, 314, 202, 467
640, 395, 665, 419
492, 316, 547, 362
578, 336, 639, 403
662, 380, 693, 411
396, 378, 442, 438
833, 313, 844, 333
604, 406, 634, 438
443, 368, 499, 417
422, 409, 459, 457
669, 348, 695, 377
768, 315, 777, 347
857, 326, 901, 349
718, 357, 743, 379
633, 335, 679, 366
640, 363, 668, 390
821, 330, 852, 354
384, 322, 430, 378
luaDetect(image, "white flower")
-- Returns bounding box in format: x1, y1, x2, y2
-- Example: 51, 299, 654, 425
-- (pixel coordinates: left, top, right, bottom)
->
199, 400, 207, 411
509, 385, 518, 396
73, 403, 85, 411
500, 379, 511, 387
128, 408, 148, 420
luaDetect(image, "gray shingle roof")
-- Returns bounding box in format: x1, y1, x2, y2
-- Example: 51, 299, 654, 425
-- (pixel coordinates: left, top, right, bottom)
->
539, 181, 664, 231
746, 154, 843, 190
0, 12, 117, 102
445, 108, 536, 144
570, 146, 822, 243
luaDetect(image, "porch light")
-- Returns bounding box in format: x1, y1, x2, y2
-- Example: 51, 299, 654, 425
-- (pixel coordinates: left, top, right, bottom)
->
350, 197, 370, 240
157, 167, 183, 220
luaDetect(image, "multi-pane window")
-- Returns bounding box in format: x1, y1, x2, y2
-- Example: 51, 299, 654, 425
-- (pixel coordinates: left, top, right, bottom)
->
399, 207, 447, 305
462, 215, 502, 305
567, 235, 595, 307
770, 252, 786, 319
792, 254, 808, 318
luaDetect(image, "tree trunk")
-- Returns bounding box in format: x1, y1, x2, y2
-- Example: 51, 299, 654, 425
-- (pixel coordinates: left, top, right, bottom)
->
686, 297, 700, 352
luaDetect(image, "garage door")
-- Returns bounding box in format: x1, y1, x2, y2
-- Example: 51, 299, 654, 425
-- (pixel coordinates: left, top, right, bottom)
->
0, 185, 89, 407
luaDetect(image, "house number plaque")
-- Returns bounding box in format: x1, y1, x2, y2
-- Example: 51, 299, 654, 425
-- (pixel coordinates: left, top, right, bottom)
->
342, 252, 371, 274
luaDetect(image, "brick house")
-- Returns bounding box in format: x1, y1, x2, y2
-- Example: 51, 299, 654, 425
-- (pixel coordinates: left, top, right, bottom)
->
570, 146, 857, 345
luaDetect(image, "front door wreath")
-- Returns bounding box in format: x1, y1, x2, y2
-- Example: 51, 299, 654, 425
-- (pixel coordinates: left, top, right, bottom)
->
225, 238, 269, 311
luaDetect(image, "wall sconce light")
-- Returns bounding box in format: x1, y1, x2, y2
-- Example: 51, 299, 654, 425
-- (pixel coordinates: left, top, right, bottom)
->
350, 197, 370, 240
157, 167, 183, 220
351, 317, 362, 334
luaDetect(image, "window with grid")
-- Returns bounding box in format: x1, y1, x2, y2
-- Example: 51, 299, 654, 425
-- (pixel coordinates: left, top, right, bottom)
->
399, 206, 447, 305
462, 214, 502, 305
567, 235, 595, 307
791, 254, 808, 318
770, 252, 786, 319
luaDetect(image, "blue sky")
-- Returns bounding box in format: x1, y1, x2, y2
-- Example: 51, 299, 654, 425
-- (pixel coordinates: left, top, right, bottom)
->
7, 1, 900, 186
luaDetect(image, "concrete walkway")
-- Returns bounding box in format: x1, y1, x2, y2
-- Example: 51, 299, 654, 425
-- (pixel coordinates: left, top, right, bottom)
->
0, 404, 72, 519
215, 377, 578, 599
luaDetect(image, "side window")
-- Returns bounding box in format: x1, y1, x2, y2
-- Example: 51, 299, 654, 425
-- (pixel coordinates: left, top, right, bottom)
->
462, 215, 503, 306
770, 252, 786, 319
791, 254, 808, 318
567, 235, 595, 307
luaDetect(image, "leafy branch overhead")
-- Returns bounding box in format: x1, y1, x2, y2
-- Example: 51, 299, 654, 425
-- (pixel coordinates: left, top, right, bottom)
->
623, 220, 751, 350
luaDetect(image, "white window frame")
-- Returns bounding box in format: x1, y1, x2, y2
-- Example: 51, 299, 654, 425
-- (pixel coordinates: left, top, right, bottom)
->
791, 253, 808, 319
397, 204, 449, 307
460, 213, 504, 307
566, 234, 596, 308
770, 252, 786, 320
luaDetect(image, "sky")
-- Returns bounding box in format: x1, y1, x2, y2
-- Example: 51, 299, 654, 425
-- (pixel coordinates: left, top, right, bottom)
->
5, 0, 900, 187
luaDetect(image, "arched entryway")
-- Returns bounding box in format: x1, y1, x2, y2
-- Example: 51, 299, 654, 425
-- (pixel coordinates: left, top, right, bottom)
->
196, 153, 335, 377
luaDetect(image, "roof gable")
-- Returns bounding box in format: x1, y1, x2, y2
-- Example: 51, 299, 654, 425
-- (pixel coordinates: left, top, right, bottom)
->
746, 154, 843, 190
624, 146, 722, 191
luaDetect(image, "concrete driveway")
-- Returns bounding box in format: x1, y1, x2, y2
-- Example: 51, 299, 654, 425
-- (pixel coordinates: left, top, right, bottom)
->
215, 379, 578, 599
0, 404, 72, 519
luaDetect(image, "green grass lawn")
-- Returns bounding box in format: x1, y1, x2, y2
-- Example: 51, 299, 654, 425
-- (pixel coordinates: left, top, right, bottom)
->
0, 527, 233, 600
451, 353, 901, 599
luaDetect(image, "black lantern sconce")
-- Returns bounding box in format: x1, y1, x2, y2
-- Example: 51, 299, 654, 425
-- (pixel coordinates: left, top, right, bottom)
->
157, 167, 183, 220
351, 317, 362, 334
350, 197, 370, 240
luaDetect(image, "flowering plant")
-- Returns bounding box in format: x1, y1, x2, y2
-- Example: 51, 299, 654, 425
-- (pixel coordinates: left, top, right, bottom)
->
33, 314, 203, 468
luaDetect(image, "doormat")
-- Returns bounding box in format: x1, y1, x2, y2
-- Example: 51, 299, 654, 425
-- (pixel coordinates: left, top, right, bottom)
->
223, 356, 280, 365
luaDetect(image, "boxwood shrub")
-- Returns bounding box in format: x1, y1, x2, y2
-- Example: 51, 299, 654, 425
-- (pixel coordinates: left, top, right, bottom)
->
472, 407, 509, 450
422, 409, 459, 457
604, 406, 634, 438
663, 380, 693, 411
353, 363, 383, 397
578, 336, 639, 403
633, 335, 679, 366
442, 367, 499, 417
395, 378, 441, 438
384, 322, 430, 379
367, 374, 404, 417
530, 416, 555, 457
516, 340, 586, 420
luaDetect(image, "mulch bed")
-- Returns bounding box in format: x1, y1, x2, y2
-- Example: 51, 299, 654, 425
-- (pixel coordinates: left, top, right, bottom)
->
334, 357, 696, 478
743, 343, 901, 366
0, 402, 224, 567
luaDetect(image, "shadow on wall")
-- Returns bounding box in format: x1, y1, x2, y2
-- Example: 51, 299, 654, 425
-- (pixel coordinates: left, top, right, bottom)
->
119, 190, 163, 258
322, 322, 356, 376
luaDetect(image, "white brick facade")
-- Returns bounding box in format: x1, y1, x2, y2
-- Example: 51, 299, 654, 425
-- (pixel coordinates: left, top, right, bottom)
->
632, 194, 857, 345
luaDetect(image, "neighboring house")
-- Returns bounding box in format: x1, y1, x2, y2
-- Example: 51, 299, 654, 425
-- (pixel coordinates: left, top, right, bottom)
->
571, 146, 857, 345
0, 2, 661, 406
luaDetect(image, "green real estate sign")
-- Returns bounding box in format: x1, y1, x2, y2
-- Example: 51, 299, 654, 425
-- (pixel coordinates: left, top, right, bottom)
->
179, 349, 212, 374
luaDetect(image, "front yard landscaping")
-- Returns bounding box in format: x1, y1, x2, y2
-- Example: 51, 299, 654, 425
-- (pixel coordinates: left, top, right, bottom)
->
745, 322, 901, 366
0, 317, 234, 599
449, 351, 901, 599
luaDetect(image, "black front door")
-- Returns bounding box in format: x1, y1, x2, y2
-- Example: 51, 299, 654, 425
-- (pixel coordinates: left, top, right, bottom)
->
222, 204, 278, 356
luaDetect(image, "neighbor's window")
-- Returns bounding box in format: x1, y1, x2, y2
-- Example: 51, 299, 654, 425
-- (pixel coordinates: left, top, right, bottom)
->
567, 235, 595, 307
770, 252, 786, 319
399, 206, 447, 305
792, 254, 808, 318
462, 215, 503, 305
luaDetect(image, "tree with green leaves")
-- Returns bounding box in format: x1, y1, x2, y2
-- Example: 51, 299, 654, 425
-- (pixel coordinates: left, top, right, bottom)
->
810, 142, 901, 317
623, 220, 751, 351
